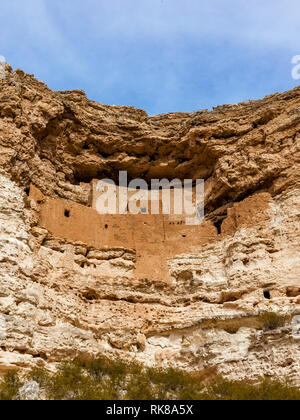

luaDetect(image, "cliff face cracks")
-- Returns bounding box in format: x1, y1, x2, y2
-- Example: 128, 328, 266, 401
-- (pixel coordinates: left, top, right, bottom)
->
0, 64, 299, 383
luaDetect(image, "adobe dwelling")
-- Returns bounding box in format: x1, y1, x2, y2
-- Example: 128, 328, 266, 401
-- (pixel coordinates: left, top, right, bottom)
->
1, 67, 299, 382
29, 181, 271, 282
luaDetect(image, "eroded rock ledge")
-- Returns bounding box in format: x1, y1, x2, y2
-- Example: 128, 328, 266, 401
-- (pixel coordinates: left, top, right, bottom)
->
0, 65, 299, 383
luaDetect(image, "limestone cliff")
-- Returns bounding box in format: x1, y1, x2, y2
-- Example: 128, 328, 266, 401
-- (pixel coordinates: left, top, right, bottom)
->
0, 64, 299, 383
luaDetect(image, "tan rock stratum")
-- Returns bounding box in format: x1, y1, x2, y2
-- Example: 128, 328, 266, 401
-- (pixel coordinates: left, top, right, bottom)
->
0, 64, 299, 383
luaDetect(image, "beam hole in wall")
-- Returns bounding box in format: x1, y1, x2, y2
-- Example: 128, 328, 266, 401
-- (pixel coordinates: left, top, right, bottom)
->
32, 353, 48, 360
105, 224, 108, 229
64, 209, 70, 218
264, 290, 271, 300
82, 291, 99, 301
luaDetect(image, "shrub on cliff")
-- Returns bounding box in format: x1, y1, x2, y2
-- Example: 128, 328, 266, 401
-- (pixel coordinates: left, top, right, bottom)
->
39, 361, 104, 400
259, 312, 286, 331
0, 370, 23, 401
2, 357, 300, 400
207, 377, 300, 400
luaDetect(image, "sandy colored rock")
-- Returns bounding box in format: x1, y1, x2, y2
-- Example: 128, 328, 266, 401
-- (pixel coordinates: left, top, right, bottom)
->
0, 65, 299, 383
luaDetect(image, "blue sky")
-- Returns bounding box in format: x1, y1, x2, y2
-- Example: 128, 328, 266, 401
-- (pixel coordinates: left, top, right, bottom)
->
1, 0, 300, 115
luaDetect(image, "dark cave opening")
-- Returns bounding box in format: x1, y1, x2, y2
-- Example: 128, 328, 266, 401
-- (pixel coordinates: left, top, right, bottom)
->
214, 219, 223, 235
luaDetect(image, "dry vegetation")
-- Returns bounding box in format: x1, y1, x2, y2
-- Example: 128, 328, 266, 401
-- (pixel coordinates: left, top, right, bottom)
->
259, 312, 287, 331
1, 356, 300, 400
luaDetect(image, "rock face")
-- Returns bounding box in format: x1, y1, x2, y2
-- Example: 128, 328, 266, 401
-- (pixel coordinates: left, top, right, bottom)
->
18, 381, 40, 401
0, 64, 299, 384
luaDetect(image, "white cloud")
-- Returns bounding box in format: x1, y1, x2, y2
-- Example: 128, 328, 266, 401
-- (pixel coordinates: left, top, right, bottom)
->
50, 0, 300, 50
0, 0, 88, 80
1, 0, 300, 113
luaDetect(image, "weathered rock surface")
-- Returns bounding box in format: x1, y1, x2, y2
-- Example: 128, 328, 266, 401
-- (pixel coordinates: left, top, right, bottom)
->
0, 64, 299, 384
18, 381, 40, 401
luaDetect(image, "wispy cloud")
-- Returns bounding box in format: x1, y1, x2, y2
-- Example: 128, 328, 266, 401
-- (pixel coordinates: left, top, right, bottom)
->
1, 0, 300, 114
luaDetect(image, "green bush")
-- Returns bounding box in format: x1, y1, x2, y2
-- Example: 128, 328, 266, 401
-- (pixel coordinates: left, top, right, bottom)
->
74, 355, 128, 386
27, 367, 50, 388
207, 377, 300, 401
1, 356, 300, 400
260, 312, 286, 331
0, 370, 23, 401
125, 374, 158, 400
45, 361, 103, 400
146, 366, 205, 400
